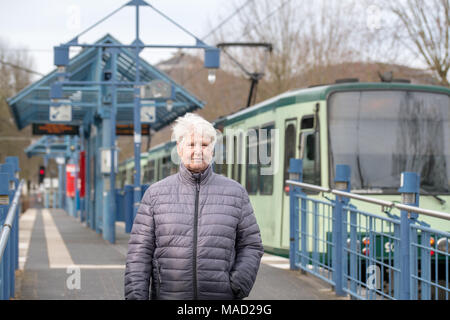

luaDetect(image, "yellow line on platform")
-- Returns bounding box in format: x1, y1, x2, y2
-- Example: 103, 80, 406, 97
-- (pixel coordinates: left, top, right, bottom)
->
42, 209, 75, 268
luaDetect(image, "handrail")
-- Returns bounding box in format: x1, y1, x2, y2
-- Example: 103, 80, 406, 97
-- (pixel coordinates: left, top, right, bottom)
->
286, 180, 450, 221
0, 179, 24, 261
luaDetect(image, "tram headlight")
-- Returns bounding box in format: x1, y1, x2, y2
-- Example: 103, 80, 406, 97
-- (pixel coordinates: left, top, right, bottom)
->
437, 237, 450, 253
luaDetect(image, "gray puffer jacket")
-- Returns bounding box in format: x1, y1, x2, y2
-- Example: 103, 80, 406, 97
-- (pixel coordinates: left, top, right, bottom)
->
124, 163, 263, 300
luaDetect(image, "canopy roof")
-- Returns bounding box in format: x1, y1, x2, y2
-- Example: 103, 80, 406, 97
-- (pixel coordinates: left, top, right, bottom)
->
7, 34, 204, 131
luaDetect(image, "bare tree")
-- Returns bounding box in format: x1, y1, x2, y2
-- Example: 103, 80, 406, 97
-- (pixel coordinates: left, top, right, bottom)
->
214, 0, 369, 100
385, 0, 449, 86
0, 39, 38, 181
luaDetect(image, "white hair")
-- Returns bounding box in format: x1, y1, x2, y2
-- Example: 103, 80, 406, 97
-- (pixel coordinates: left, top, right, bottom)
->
172, 113, 217, 146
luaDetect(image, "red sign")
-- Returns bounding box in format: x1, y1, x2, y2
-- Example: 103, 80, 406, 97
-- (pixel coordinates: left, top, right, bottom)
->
79, 151, 86, 198
66, 164, 76, 198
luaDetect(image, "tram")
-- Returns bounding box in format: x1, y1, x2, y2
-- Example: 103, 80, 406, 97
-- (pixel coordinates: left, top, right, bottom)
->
119, 81, 450, 258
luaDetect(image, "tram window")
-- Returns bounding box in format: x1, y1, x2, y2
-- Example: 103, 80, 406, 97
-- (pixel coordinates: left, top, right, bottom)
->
232, 135, 243, 182
301, 116, 314, 129
284, 123, 296, 190
161, 156, 172, 178
299, 131, 320, 186
214, 137, 227, 176
147, 160, 155, 184
259, 125, 274, 195
238, 133, 243, 184
246, 129, 259, 194
306, 135, 315, 160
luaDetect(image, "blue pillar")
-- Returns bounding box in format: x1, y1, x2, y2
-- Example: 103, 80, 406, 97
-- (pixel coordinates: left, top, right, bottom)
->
101, 117, 115, 243
133, 4, 142, 224
333, 164, 351, 296
101, 49, 118, 244
398, 172, 420, 300
0, 172, 10, 300
57, 159, 65, 209
0, 164, 15, 299
94, 123, 103, 234
44, 157, 49, 209
288, 158, 302, 271
5, 157, 20, 272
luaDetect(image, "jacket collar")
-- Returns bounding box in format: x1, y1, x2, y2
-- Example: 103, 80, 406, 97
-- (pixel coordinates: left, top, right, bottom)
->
179, 162, 213, 185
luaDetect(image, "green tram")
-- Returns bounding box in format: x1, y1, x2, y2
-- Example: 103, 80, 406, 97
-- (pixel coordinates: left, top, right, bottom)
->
118, 81, 450, 260
214, 81, 450, 257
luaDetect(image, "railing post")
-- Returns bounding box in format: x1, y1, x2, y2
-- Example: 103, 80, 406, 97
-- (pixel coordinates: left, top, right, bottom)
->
0, 172, 10, 300
5, 157, 19, 272
398, 172, 420, 300
289, 159, 302, 271
0, 164, 15, 299
333, 164, 350, 296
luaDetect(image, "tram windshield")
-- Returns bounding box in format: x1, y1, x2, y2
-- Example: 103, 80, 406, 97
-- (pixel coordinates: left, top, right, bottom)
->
328, 90, 450, 194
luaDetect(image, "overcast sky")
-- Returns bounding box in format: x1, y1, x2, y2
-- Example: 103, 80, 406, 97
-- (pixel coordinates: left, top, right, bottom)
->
0, 0, 235, 79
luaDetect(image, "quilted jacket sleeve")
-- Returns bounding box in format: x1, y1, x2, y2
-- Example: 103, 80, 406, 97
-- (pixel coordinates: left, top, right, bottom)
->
124, 190, 155, 300
230, 189, 264, 299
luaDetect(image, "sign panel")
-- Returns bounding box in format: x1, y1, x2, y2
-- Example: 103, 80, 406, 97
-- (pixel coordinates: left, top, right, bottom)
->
116, 124, 150, 136
79, 151, 86, 198
50, 101, 72, 122
66, 164, 76, 198
141, 105, 156, 123
32, 123, 79, 135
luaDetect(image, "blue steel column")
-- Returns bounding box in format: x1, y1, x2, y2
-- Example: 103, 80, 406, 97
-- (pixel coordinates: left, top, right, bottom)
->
133, 4, 142, 222
44, 156, 49, 209
333, 164, 351, 296
398, 172, 420, 300
78, 126, 85, 222
0, 164, 14, 299
102, 49, 118, 244
5, 157, 19, 272
73, 136, 79, 218
95, 122, 103, 234
0, 172, 9, 300
57, 160, 64, 209
288, 159, 302, 271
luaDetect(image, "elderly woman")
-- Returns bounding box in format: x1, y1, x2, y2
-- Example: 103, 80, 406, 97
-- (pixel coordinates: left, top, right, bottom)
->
124, 113, 263, 300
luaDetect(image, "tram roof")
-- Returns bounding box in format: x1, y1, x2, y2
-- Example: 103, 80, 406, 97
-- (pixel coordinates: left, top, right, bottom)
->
7, 34, 205, 131
221, 82, 450, 126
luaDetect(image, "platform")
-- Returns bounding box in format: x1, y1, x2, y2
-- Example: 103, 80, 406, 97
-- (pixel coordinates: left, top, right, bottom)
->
15, 208, 345, 300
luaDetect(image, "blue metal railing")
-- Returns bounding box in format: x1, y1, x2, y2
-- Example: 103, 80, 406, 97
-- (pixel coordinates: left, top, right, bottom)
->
0, 157, 23, 300
287, 159, 450, 300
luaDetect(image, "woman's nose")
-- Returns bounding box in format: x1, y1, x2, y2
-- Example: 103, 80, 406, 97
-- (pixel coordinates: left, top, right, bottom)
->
194, 143, 202, 153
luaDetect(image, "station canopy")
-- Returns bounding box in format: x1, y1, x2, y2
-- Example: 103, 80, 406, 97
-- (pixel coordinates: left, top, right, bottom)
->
7, 34, 205, 132
24, 135, 76, 159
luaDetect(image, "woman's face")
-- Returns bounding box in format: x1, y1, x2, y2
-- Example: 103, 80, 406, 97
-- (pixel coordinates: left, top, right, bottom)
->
177, 131, 213, 173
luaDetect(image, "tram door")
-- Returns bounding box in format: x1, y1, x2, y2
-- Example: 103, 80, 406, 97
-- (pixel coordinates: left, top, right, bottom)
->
281, 119, 297, 249
298, 115, 320, 186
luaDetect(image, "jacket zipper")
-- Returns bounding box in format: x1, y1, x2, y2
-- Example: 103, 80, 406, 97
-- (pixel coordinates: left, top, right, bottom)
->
193, 177, 200, 300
